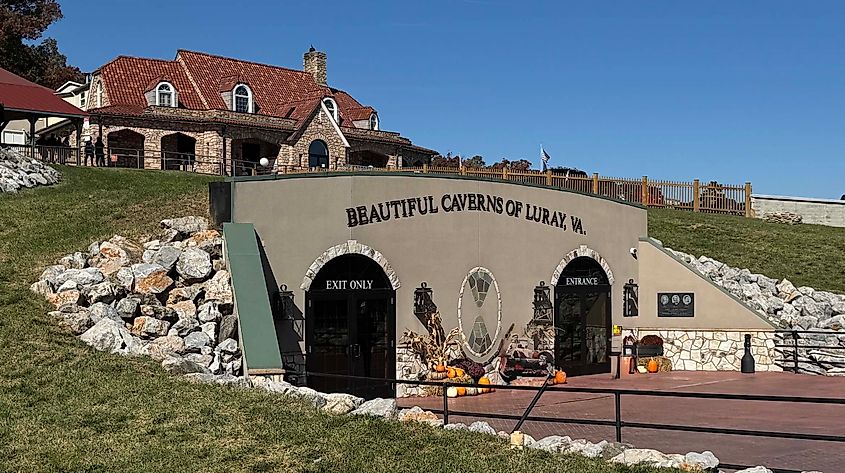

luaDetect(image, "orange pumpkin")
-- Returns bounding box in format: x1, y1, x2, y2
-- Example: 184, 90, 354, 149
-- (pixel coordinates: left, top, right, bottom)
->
447, 367, 456, 378
647, 359, 659, 373
554, 370, 567, 385
478, 377, 491, 394
434, 364, 446, 373
456, 386, 466, 396
455, 368, 465, 377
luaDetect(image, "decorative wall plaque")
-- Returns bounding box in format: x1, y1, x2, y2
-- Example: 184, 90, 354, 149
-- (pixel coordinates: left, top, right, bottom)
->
657, 292, 694, 317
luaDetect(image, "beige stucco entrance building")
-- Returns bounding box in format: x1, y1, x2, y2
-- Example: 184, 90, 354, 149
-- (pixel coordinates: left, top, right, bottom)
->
217, 172, 776, 397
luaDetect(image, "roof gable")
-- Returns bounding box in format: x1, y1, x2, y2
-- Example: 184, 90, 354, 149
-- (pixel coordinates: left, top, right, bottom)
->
100, 56, 204, 109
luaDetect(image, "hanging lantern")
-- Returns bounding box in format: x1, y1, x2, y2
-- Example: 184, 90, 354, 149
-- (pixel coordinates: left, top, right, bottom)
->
623, 279, 639, 317
532, 281, 553, 325
276, 284, 303, 336
414, 282, 437, 323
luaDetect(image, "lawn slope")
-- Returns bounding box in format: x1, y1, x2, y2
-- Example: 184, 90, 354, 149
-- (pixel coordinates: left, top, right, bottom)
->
0, 166, 668, 472
649, 209, 845, 294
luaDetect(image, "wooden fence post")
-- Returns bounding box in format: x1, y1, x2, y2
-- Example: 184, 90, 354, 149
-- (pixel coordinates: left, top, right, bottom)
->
641, 176, 649, 205
592, 173, 599, 194
745, 182, 753, 218
423, 163, 428, 174
547, 170, 553, 186
693, 179, 700, 212
503, 167, 509, 181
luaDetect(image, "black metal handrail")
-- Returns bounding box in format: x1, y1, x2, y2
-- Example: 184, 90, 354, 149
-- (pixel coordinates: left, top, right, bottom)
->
773, 329, 845, 373
299, 370, 844, 473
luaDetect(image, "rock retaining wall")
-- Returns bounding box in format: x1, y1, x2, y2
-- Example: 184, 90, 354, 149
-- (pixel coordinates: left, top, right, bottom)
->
0, 147, 60, 193
32, 216, 242, 376
666, 245, 845, 375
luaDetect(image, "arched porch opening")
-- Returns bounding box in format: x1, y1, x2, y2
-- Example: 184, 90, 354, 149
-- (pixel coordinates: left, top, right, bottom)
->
161, 132, 196, 171
106, 129, 145, 168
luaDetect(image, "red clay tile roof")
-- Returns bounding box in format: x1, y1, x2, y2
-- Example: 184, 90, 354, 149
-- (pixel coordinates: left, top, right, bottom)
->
100, 56, 205, 109
0, 67, 86, 117
93, 50, 378, 128
333, 90, 374, 122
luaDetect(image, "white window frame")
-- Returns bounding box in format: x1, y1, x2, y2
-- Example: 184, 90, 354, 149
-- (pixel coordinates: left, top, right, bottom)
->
156, 81, 176, 107
369, 113, 379, 131
322, 97, 338, 122
233, 84, 253, 113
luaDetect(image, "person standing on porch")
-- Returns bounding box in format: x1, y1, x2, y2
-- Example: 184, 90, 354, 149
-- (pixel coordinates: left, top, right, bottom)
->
84, 138, 95, 166
95, 137, 105, 167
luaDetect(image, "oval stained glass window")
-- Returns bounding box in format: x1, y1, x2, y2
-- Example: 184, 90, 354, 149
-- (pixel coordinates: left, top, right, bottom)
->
457, 267, 502, 357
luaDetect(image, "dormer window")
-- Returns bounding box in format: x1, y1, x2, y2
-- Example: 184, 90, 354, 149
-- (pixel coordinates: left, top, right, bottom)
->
369, 113, 379, 131
234, 84, 252, 113
156, 82, 175, 107
322, 98, 338, 122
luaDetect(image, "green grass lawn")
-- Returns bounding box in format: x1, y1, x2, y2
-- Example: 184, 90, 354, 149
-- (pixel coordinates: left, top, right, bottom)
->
0, 166, 672, 472
649, 209, 845, 294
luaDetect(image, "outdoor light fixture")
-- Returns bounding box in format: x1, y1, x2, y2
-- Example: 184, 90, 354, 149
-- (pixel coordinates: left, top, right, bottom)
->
413, 282, 437, 324
276, 284, 303, 337
532, 281, 553, 325
623, 279, 639, 317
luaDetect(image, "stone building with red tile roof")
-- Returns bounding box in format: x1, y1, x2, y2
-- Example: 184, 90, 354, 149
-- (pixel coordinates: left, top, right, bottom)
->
80, 47, 436, 173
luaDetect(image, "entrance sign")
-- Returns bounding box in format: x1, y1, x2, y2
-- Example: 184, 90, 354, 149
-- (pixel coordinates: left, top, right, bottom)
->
657, 292, 695, 317
345, 193, 587, 235
562, 277, 601, 286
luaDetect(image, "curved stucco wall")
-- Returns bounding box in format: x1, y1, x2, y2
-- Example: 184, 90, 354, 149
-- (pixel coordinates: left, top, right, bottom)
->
229, 173, 648, 361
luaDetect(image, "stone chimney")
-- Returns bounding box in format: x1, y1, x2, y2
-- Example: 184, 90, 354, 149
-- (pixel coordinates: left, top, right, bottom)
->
303, 46, 327, 86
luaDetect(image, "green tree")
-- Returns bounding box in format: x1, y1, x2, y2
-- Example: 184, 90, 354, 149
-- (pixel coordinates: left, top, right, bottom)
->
0, 0, 82, 88
491, 158, 532, 171
463, 155, 485, 168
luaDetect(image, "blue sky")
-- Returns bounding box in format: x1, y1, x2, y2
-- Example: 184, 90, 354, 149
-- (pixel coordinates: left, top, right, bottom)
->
50, 1, 844, 198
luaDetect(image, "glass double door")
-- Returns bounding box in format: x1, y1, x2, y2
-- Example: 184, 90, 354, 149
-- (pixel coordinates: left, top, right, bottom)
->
306, 290, 395, 399
554, 286, 612, 375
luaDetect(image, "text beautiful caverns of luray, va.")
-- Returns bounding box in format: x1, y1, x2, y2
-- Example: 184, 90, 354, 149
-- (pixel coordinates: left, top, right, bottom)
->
345, 193, 586, 235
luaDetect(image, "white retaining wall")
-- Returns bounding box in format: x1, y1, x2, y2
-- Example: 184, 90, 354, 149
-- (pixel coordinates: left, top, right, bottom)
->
752, 194, 845, 228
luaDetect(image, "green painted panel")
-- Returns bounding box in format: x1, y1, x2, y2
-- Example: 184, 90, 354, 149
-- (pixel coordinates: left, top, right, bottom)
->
223, 223, 283, 373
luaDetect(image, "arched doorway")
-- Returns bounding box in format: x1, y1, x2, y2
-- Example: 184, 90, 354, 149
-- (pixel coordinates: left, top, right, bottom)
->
308, 140, 329, 169
160, 133, 196, 171
554, 256, 612, 376
306, 253, 395, 398
106, 129, 145, 168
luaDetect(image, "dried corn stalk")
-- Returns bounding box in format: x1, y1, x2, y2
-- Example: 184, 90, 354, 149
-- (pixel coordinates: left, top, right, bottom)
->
401, 313, 461, 367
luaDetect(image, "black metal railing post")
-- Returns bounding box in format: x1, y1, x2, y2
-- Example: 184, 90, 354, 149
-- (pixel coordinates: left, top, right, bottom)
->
614, 391, 622, 442
792, 330, 799, 373
442, 382, 449, 426
512, 373, 554, 434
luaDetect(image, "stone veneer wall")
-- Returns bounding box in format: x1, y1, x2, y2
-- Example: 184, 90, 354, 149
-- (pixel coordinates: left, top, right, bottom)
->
396, 345, 426, 397
636, 329, 781, 372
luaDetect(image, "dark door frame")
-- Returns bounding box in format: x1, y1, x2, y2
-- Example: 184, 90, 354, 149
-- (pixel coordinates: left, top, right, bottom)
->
305, 288, 396, 398
554, 283, 612, 376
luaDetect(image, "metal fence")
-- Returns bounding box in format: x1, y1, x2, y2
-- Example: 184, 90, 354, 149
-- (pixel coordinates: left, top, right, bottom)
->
774, 329, 845, 374
303, 371, 843, 473
3, 143, 752, 216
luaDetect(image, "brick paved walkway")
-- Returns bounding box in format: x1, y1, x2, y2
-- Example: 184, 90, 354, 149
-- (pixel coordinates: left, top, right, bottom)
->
397, 371, 845, 472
